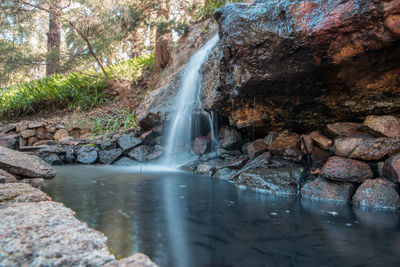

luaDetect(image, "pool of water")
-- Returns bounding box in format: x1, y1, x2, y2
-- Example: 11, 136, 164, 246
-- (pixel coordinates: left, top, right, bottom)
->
44, 165, 400, 267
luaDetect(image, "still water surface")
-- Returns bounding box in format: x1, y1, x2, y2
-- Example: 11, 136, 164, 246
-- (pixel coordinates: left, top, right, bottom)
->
44, 165, 400, 267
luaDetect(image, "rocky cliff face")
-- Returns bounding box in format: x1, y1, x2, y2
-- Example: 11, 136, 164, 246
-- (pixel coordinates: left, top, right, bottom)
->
200, 0, 400, 134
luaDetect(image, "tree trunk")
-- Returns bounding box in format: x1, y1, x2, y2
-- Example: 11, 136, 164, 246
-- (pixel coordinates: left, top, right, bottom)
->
46, 1, 61, 76
154, 0, 171, 72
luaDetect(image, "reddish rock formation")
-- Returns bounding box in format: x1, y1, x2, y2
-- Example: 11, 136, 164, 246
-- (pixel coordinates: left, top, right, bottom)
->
200, 0, 400, 133
382, 153, 400, 183
364, 115, 400, 139
321, 156, 373, 182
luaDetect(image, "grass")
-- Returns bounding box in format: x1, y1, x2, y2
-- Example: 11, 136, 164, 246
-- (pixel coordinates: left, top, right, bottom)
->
84, 109, 139, 137
0, 54, 154, 119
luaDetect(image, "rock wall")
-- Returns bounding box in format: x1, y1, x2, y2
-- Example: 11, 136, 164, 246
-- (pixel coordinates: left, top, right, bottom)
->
201, 0, 400, 133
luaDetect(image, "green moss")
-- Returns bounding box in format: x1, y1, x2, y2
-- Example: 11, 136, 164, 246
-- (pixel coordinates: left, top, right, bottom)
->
107, 247, 121, 260
0, 193, 20, 202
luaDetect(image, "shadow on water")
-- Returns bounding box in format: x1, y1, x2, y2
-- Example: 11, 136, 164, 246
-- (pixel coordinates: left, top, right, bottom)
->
44, 165, 400, 267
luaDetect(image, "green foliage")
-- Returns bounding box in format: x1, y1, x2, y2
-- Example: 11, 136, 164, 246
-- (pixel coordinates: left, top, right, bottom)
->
0, 53, 154, 119
196, 0, 242, 21
89, 109, 139, 137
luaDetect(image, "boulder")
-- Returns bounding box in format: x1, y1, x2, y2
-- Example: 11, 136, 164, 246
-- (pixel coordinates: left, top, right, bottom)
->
140, 130, 157, 145
364, 115, 400, 139
98, 148, 123, 164
28, 121, 44, 129
0, 183, 51, 203
118, 134, 142, 151
27, 136, 39, 146
321, 156, 373, 183
382, 153, 400, 183
113, 157, 138, 166
98, 140, 117, 150
334, 136, 400, 161
353, 178, 400, 210
0, 169, 18, 183
0, 146, 56, 179
243, 139, 268, 158
144, 150, 163, 161
219, 156, 248, 169
236, 166, 303, 195
15, 123, 28, 132
54, 129, 69, 142
268, 132, 300, 155
195, 163, 214, 177
193, 136, 211, 155
33, 140, 55, 146
282, 148, 303, 163
218, 127, 242, 150
309, 131, 332, 150
301, 177, 356, 202
20, 129, 36, 139
104, 253, 157, 267
128, 146, 153, 162
41, 153, 63, 165
213, 168, 238, 181
300, 135, 313, 154
77, 145, 98, 164
0, 133, 19, 149
199, 0, 400, 132
239, 152, 272, 173
0, 124, 16, 134
20, 178, 45, 190
327, 122, 363, 137
0, 201, 116, 266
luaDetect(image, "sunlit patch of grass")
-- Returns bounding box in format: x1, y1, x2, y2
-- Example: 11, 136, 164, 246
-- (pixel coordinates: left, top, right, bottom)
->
0, 54, 154, 119
87, 109, 139, 137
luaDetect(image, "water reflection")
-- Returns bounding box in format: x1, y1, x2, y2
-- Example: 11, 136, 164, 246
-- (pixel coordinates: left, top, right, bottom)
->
44, 166, 400, 267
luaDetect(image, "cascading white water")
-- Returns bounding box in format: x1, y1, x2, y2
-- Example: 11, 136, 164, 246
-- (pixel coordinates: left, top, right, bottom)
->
163, 34, 219, 166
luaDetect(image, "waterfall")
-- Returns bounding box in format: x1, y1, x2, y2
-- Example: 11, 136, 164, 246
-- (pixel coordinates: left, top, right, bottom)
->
163, 34, 219, 166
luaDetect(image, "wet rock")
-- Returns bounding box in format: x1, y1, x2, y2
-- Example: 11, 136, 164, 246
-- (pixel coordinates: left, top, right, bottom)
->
200, 151, 219, 161
113, 157, 137, 166
327, 122, 363, 137
218, 127, 242, 150
216, 149, 242, 159
321, 156, 373, 183
62, 147, 76, 163
382, 153, 400, 183
128, 145, 153, 162
300, 135, 313, 155
334, 137, 400, 161
239, 152, 272, 173
98, 140, 116, 150
193, 136, 211, 155
311, 146, 331, 168
42, 153, 63, 165
104, 253, 157, 267
118, 134, 142, 151
236, 166, 303, 195
268, 132, 300, 156
195, 163, 214, 176
0, 201, 116, 266
264, 132, 279, 146
213, 168, 237, 181
309, 131, 332, 150
54, 129, 69, 142
282, 148, 303, 163
0, 134, 19, 149
180, 161, 198, 172
98, 148, 123, 164
301, 177, 356, 203
0, 146, 56, 179
0, 183, 51, 203
19, 137, 27, 147
220, 156, 248, 169
0, 169, 18, 183
364, 115, 400, 139
140, 130, 156, 145
243, 139, 268, 158
353, 178, 400, 210
20, 129, 36, 139
77, 145, 98, 164
144, 150, 163, 161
